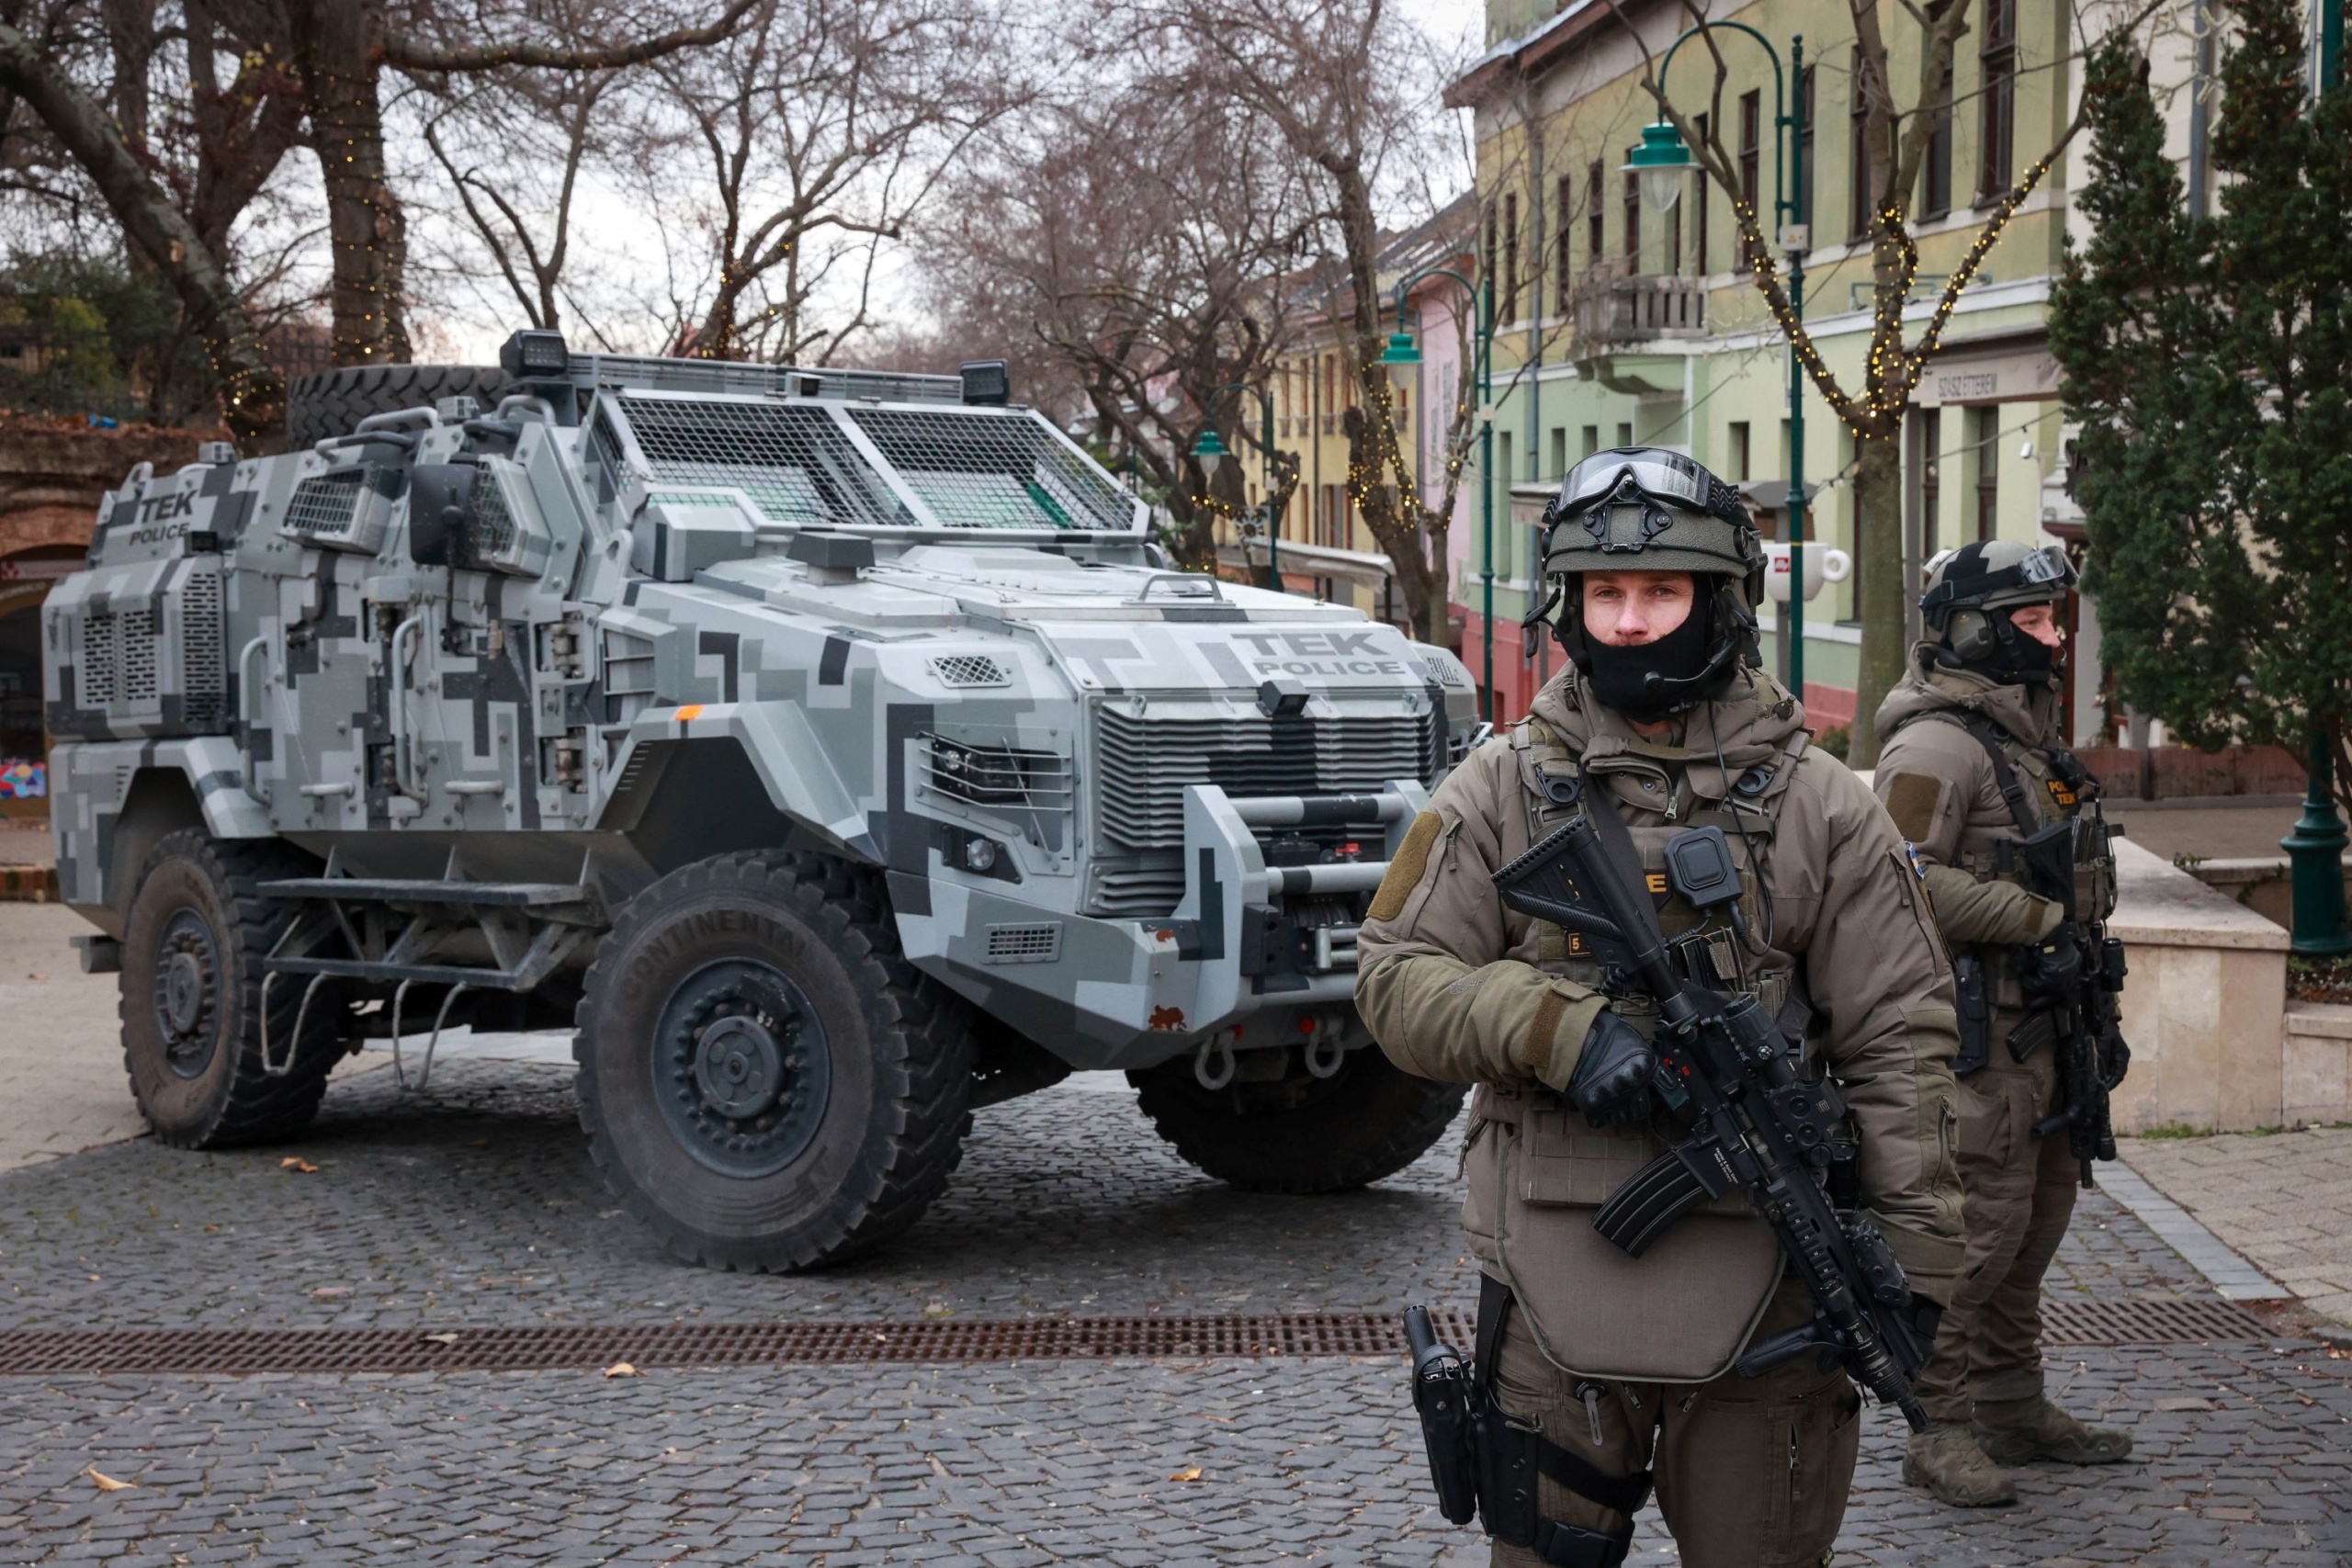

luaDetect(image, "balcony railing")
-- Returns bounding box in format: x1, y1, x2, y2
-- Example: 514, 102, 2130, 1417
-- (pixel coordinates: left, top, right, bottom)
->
1572, 265, 1709, 347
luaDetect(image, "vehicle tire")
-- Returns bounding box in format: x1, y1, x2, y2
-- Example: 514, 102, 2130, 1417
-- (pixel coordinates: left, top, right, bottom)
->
283, 363, 512, 449
119, 829, 344, 1147
1128, 1041, 1466, 1193
575, 852, 977, 1271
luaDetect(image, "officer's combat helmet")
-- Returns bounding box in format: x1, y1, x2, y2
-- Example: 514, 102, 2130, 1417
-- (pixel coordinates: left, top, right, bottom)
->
1918, 538, 2077, 683
1531, 446, 1764, 719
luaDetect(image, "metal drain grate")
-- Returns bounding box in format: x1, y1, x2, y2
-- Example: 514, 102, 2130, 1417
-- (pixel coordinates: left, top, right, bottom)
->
0, 1314, 1473, 1378
2039, 1297, 2268, 1346
0, 1299, 2270, 1378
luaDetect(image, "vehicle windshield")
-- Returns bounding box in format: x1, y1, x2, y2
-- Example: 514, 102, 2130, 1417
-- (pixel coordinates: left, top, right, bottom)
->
598, 392, 1136, 535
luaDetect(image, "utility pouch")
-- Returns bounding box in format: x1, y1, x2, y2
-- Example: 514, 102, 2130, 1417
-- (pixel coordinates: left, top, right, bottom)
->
1951, 953, 1991, 1077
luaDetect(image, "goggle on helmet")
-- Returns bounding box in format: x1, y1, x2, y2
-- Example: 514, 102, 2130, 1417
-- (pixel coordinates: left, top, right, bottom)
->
1536, 447, 1765, 602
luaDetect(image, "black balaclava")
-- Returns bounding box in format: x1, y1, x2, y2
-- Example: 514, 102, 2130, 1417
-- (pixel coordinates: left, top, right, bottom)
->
1939, 606, 2060, 685
1570, 581, 1742, 723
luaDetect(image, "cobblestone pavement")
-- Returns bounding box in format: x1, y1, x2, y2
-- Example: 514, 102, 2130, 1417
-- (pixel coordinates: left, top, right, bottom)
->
0, 906, 146, 1173
2124, 1128, 2352, 1328
1, 1063, 2346, 1564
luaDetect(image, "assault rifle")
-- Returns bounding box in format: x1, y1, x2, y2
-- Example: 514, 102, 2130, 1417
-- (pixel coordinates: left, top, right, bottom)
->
1490, 804, 1934, 1434
2001, 818, 2128, 1188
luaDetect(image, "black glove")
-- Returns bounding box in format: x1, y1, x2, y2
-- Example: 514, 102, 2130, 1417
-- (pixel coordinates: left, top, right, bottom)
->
2015, 928, 2085, 1009
1905, 1292, 1946, 1347
1568, 1009, 1656, 1130
2098, 1021, 2132, 1090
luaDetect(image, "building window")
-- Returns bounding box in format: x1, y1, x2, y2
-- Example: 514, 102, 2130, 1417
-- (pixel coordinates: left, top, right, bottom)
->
1622, 156, 1640, 265
1581, 424, 1600, 458
1484, 205, 1498, 317
1978, 0, 2017, 200
1501, 190, 1520, 321
1549, 427, 1566, 478
1737, 90, 1762, 272
1729, 421, 1752, 481
1923, 55, 1954, 219
1797, 65, 1815, 234
1849, 48, 1875, 243
1587, 161, 1604, 264
1694, 113, 1712, 273
1615, 421, 1634, 448
1555, 175, 1575, 313
1919, 407, 1942, 559
1973, 406, 2000, 540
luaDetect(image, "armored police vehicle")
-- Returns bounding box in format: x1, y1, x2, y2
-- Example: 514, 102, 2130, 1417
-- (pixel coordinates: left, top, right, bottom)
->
43, 332, 1480, 1270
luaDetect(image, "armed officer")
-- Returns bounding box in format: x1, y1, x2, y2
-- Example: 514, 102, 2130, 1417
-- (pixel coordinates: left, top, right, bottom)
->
1359, 448, 1965, 1568
1871, 540, 2135, 1507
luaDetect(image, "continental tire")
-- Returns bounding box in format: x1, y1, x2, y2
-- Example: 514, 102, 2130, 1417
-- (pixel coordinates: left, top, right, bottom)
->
283, 363, 512, 448
575, 852, 976, 1272
1129, 1043, 1464, 1193
119, 829, 343, 1147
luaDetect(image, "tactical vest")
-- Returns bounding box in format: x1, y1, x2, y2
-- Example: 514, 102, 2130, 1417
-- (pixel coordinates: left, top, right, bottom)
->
1464, 715, 1816, 1383
1897, 709, 2118, 929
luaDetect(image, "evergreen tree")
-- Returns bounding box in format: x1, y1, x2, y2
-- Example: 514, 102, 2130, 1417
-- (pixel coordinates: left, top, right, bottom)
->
2053, 0, 2352, 812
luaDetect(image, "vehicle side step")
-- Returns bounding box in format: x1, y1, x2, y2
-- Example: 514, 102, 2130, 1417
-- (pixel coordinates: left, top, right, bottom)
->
259, 878, 594, 908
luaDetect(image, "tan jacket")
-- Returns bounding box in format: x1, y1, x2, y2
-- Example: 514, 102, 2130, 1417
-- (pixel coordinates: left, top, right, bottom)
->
1357, 663, 1966, 1378
1871, 649, 2112, 1010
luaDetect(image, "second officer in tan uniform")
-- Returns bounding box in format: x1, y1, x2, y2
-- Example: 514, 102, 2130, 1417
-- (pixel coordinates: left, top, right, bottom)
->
1359, 448, 1965, 1568
1871, 540, 2134, 1506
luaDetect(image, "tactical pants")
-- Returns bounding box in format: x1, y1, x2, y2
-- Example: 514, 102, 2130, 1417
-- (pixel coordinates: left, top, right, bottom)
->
1914, 1034, 2076, 1422
1487, 1280, 1862, 1568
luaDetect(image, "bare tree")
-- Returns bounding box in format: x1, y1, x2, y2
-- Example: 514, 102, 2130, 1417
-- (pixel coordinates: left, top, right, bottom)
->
1616, 0, 2161, 761
625, 0, 1017, 365
922, 77, 1317, 572
419, 68, 616, 335
1152, 0, 1458, 640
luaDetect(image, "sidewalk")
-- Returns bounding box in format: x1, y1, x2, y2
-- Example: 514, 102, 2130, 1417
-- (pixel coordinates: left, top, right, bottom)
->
2121, 1125, 2352, 1328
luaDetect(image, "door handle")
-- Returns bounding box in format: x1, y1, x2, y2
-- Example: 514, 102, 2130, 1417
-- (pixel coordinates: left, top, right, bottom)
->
238, 637, 269, 804
390, 615, 424, 797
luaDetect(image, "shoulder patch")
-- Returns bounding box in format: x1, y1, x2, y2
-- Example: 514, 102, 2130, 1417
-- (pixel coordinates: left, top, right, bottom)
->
1881, 771, 1944, 844
1368, 810, 1443, 924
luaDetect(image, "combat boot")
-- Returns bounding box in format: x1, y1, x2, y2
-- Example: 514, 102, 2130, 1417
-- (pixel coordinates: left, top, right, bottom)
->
1902, 1420, 2018, 1506
1973, 1394, 2133, 1465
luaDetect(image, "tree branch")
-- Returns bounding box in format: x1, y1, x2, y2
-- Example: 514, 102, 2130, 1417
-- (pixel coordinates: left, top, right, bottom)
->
382, 0, 763, 76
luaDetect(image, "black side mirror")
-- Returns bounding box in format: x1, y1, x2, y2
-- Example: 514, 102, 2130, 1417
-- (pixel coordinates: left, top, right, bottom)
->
406, 463, 475, 566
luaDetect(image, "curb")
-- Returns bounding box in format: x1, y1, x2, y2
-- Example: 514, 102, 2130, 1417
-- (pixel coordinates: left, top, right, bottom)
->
0, 865, 55, 902
2099, 1159, 2292, 1301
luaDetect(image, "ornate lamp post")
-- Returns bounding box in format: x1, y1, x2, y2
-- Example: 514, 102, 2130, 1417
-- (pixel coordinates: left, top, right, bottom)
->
1192, 382, 1281, 586
1625, 24, 1814, 701
1383, 268, 1495, 722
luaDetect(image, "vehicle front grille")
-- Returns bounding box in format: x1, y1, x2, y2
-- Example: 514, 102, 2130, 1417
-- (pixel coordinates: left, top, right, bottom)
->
1086, 859, 1188, 919
1093, 707, 1430, 852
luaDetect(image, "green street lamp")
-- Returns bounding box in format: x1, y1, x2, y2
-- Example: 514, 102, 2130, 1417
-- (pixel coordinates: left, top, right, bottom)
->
1622, 119, 1694, 212
1189, 424, 1230, 480
1386, 266, 1495, 723
1197, 383, 1283, 587
1379, 331, 1421, 405
1649, 22, 1814, 701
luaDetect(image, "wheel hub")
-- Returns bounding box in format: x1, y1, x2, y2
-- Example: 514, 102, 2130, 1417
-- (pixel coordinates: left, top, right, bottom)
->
151, 909, 221, 1078
692, 1015, 786, 1119
654, 959, 831, 1179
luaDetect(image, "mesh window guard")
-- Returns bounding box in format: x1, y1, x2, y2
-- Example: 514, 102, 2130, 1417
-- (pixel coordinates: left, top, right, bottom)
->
616, 396, 899, 528
846, 408, 1131, 532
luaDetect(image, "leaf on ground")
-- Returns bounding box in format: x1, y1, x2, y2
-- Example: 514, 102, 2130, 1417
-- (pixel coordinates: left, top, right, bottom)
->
27, 972, 47, 982
603, 1361, 639, 1378
922, 1303, 955, 1318
1167, 1466, 1203, 1483
278, 1157, 319, 1174
420, 1332, 460, 1346
85, 1467, 132, 1492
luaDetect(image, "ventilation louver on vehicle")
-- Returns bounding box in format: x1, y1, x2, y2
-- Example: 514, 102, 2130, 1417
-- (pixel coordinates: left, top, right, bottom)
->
984, 922, 1062, 964
601, 629, 660, 724
1418, 655, 1469, 688
929, 654, 1010, 688
55, 558, 230, 739
1092, 708, 1430, 852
